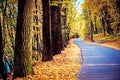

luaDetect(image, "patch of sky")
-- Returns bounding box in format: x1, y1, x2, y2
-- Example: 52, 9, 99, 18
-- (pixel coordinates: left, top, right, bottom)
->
73, 0, 84, 14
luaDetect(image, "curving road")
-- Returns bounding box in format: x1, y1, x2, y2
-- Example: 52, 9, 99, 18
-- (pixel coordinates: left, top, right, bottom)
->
74, 38, 120, 80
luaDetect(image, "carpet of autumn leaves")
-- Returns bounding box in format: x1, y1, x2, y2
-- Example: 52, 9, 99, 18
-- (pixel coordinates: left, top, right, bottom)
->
15, 40, 81, 80
98, 37, 120, 50
90, 33, 120, 50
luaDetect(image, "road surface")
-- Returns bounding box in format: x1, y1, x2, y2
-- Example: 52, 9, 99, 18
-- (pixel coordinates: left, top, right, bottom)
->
74, 38, 120, 80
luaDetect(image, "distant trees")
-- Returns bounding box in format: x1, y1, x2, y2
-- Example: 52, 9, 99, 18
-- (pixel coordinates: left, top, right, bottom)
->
81, 0, 120, 41
13, 0, 33, 78
66, 0, 81, 39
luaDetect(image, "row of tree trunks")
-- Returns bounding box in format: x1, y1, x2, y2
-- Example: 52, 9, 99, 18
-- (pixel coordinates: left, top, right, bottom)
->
13, 0, 33, 78
42, 0, 65, 60
99, 9, 106, 36
87, 8, 94, 42
5, 0, 67, 79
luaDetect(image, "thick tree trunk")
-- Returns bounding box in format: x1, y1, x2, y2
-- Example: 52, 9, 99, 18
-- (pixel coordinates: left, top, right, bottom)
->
51, 5, 63, 55
0, 2, 8, 80
13, 0, 33, 78
42, 0, 53, 61
0, 16, 7, 80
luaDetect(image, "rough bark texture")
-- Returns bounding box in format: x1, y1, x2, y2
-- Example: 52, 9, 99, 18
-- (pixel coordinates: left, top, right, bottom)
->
62, 8, 68, 47
13, 0, 33, 78
0, 17, 7, 80
51, 5, 63, 55
0, 2, 8, 80
42, 0, 53, 61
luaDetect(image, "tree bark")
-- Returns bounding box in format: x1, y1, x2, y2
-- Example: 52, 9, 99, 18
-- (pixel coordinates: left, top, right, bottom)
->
101, 17, 106, 36
35, 0, 39, 25
0, 1, 8, 80
0, 16, 7, 80
94, 16, 98, 34
42, 0, 53, 61
90, 20, 94, 42
13, 0, 33, 78
51, 4, 63, 55
106, 20, 114, 35
62, 8, 68, 47
88, 10, 94, 42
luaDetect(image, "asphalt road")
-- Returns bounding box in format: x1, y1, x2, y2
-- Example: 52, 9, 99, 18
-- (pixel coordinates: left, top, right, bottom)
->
74, 38, 120, 80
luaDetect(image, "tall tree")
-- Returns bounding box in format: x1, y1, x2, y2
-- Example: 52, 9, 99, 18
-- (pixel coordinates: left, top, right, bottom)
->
94, 16, 98, 34
51, 0, 63, 55
0, 1, 9, 79
42, 0, 53, 61
0, 16, 7, 80
13, 0, 33, 78
61, 7, 68, 47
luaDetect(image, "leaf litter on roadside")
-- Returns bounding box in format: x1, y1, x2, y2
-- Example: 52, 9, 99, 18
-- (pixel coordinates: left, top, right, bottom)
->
15, 40, 81, 80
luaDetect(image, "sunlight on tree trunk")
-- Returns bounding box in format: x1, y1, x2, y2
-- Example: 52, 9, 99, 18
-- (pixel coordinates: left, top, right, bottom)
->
13, 0, 33, 78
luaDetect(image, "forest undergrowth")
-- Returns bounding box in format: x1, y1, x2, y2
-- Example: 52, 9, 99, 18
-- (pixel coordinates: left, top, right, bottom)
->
15, 40, 81, 80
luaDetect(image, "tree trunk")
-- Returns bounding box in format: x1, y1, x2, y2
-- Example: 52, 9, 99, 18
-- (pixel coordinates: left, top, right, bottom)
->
106, 20, 114, 35
88, 10, 94, 42
101, 17, 106, 36
0, 16, 7, 80
116, 0, 120, 11
0, 1, 8, 80
42, 0, 53, 61
62, 8, 68, 47
90, 20, 94, 42
94, 16, 98, 34
13, 0, 33, 78
35, 0, 39, 25
51, 4, 63, 55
